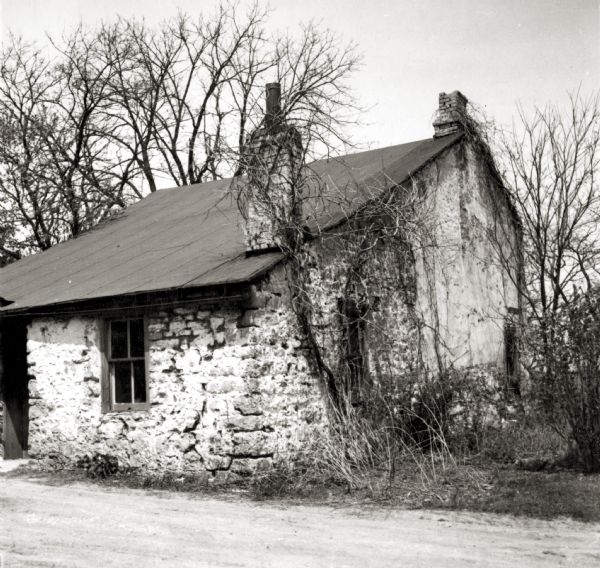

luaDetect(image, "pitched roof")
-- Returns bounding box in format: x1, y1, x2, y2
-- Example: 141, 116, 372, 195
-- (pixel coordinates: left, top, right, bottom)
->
0, 133, 462, 314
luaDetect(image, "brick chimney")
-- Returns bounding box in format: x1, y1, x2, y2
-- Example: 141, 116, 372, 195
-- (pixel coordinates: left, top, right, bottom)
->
243, 83, 303, 253
433, 91, 468, 138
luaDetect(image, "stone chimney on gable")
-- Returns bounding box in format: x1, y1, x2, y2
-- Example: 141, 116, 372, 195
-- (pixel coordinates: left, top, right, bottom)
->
433, 91, 468, 138
243, 82, 304, 253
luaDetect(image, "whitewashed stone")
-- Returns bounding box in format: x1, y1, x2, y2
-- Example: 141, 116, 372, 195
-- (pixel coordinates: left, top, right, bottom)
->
26, 295, 327, 475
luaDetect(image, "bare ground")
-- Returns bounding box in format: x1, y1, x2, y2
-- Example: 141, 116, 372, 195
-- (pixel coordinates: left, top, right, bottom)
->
1, 470, 599, 567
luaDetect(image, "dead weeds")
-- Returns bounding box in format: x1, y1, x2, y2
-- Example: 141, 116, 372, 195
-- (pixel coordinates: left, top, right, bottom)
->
4, 453, 599, 522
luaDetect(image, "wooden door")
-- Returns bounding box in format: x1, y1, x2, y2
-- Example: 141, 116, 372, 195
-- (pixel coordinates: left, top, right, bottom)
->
1, 321, 28, 459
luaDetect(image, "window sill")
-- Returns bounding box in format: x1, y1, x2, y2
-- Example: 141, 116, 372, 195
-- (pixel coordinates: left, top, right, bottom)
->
105, 403, 151, 413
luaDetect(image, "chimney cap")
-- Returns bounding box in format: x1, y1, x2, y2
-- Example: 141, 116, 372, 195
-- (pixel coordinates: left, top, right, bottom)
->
439, 90, 468, 105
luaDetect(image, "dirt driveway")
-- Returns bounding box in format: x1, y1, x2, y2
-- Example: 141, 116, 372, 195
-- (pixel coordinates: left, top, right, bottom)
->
1, 471, 599, 568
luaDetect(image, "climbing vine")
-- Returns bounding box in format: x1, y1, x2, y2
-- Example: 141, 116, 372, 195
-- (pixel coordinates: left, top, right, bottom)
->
230, 95, 524, 444
233, 125, 439, 415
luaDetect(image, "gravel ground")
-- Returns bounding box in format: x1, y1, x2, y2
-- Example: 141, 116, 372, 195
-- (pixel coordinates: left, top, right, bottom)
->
1, 468, 599, 567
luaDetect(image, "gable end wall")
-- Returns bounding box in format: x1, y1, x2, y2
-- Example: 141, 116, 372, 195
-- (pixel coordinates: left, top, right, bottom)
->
413, 140, 520, 371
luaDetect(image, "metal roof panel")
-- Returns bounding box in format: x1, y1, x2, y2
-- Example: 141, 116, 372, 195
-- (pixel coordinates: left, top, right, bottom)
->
0, 135, 461, 313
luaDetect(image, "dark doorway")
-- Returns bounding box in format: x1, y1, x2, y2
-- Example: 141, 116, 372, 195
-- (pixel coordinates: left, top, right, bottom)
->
1, 320, 29, 459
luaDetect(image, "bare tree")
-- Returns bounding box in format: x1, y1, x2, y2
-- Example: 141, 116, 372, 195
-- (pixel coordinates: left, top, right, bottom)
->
273, 24, 359, 160
501, 92, 600, 320
469, 89, 600, 425
0, 38, 60, 257
100, 5, 359, 186
486, 93, 600, 467
0, 32, 132, 260
45, 27, 129, 234
0, 4, 361, 260
482, 91, 600, 349
97, 5, 271, 190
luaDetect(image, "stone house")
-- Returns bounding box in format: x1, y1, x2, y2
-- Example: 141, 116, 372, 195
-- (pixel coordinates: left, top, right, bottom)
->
0, 87, 520, 477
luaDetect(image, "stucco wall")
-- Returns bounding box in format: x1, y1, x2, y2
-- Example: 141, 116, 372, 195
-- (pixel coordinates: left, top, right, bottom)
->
413, 141, 520, 371
291, 139, 519, 391
27, 267, 327, 477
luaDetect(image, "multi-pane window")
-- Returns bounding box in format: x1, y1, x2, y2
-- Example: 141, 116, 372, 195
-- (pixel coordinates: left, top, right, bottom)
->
107, 318, 148, 410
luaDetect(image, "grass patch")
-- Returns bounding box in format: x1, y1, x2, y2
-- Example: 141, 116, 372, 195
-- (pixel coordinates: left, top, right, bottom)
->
5, 403, 597, 522
4, 458, 600, 522
465, 469, 600, 522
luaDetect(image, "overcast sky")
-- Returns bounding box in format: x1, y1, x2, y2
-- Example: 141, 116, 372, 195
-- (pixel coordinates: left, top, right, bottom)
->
1, 0, 598, 148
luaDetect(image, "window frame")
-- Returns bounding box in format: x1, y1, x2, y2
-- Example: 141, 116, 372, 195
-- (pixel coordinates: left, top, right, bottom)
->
101, 316, 150, 413
503, 319, 520, 395
338, 297, 370, 404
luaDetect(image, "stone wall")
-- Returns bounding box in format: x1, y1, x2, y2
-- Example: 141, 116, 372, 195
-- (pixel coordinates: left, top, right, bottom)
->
284, 138, 519, 396
27, 267, 327, 478
413, 140, 520, 372
297, 229, 422, 400
291, 138, 520, 395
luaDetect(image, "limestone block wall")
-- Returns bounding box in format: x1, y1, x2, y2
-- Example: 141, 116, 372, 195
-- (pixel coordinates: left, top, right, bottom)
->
296, 230, 422, 396
27, 267, 327, 477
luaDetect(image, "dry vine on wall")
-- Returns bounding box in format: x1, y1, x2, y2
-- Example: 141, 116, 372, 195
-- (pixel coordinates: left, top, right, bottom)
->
234, 118, 438, 420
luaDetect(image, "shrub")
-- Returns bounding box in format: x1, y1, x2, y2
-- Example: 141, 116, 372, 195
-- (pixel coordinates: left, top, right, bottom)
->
530, 289, 600, 472
76, 453, 119, 479
305, 369, 483, 492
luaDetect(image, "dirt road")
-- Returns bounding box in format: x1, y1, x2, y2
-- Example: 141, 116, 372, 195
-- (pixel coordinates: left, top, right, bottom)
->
1, 472, 599, 567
